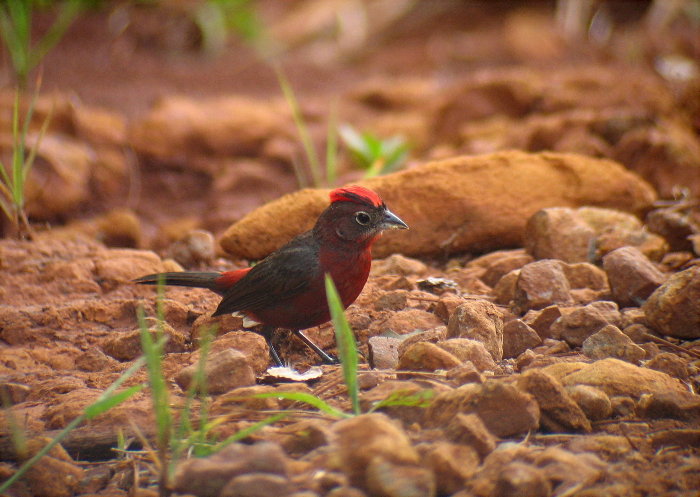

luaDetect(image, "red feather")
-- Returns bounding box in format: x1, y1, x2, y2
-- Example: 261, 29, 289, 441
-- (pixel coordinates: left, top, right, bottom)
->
330, 185, 383, 208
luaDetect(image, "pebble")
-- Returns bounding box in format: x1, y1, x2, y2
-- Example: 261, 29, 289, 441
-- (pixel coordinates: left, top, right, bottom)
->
603, 246, 666, 307
565, 385, 613, 421
645, 352, 690, 380
513, 259, 574, 312
642, 266, 700, 339
368, 336, 401, 369
445, 413, 498, 458
516, 369, 592, 432
582, 324, 646, 364
447, 299, 504, 360
423, 442, 480, 495
366, 457, 436, 497
551, 301, 621, 347
503, 319, 542, 358
175, 349, 256, 394
397, 341, 462, 372
437, 338, 497, 371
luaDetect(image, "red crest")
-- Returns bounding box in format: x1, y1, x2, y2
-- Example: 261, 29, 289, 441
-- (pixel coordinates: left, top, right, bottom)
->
329, 185, 383, 208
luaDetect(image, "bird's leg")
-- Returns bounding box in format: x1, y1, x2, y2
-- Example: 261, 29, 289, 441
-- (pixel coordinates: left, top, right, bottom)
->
293, 330, 339, 364
260, 325, 284, 367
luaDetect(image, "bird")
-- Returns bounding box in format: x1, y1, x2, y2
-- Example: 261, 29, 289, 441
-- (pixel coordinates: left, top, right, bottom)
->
135, 186, 408, 366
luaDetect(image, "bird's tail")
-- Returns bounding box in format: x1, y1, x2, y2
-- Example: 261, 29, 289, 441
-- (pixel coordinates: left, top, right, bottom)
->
134, 272, 223, 294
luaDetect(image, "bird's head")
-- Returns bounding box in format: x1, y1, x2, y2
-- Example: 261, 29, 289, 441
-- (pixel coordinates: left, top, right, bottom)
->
316, 186, 408, 245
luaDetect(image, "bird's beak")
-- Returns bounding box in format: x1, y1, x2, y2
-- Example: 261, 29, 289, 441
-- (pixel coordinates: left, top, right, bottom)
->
381, 208, 409, 230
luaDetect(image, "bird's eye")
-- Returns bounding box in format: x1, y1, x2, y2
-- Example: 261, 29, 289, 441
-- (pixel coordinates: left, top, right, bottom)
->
355, 211, 371, 225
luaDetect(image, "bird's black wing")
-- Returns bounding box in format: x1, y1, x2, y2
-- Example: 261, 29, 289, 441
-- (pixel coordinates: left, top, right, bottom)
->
212, 233, 320, 316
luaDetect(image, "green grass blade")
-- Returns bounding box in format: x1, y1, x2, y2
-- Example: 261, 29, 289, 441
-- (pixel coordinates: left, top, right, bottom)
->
325, 100, 338, 187
324, 274, 360, 415
368, 389, 434, 413
210, 412, 288, 451
84, 384, 144, 419
252, 391, 350, 418
0, 355, 145, 494
275, 65, 322, 187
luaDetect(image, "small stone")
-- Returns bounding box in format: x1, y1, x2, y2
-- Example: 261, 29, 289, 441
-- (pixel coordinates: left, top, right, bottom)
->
525, 207, 596, 263
646, 207, 699, 252
446, 361, 484, 385
513, 260, 573, 312
642, 266, 700, 339
220, 473, 291, 497
0, 382, 31, 403
445, 413, 498, 458
330, 413, 420, 488
533, 446, 605, 492
637, 392, 700, 421
398, 341, 462, 372
325, 488, 366, 497
565, 385, 613, 421
447, 299, 504, 360
437, 338, 497, 371
366, 457, 435, 497
503, 319, 542, 359
22, 438, 84, 497
621, 323, 654, 343
582, 325, 646, 364
434, 294, 464, 323
611, 396, 636, 417
603, 246, 666, 307
175, 349, 255, 394
74, 348, 117, 372
542, 358, 687, 399
371, 254, 428, 276
279, 419, 331, 455
426, 380, 540, 437
645, 352, 690, 380
173, 442, 289, 497
562, 262, 609, 291
397, 327, 448, 357
480, 250, 535, 287
552, 301, 621, 347
493, 269, 520, 305
200, 331, 269, 375
373, 291, 408, 311
516, 370, 591, 433
359, 380, 426, 425
102, 319, 188, 361
423, 442, 480, 495
166, 229, 216, 267
368, 336, 401, 369
494, 462, 551, 497
522, 305, 563, 340
377, 309, 444, 336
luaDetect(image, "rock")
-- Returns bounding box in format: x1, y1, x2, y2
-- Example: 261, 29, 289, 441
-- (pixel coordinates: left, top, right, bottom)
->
447, 300, 504, 360
368, 336, 401, 369
493, 269, 520, 305
642, 266, 700, 339
175, 349, 256, 394
220, 473, 292, 497
212, 384, 312, 412
437, 338, 498, 371
102, 319, 188, 361
582, 325, 646, 364
166, 229, 216, 267
533, 446, 606, 493
173, 442, 289, 497
197, 331, 270, 375
220, 151, 656, 259
359, 380, 427, 425
603, 246, 666, 307
516, 369, 592, 433
74, 348, 117, 372
22, 437, 84, 497
279, 418, 331, 456
645, 352, 690, 380
330, 413, 420, 488
446, 361, 485, 385
551, 301, 621, 347
522, 305, 563, 340
526, 206, 668, 263
366, 457, 436, 497
475, 249, 535, 287
562, 262, 609, 292
371, 254, 428, 276
493, 462, 552, 497
396, 327, 448, 356
426, 380, 540, 437
397, 341, 462, 372
525, 207, 596, 263
325, 488, 366, 497
513, 260, 573, 312
637, 392, 700, 421
445, 413, 498, 458
423, 442, 480, 495
503, 319, 542, 359
373, 291, 408, 311
377, 309, 444, 336
646, 207, 700, 253
541, 358, 687, 399
565, 385, 613, 421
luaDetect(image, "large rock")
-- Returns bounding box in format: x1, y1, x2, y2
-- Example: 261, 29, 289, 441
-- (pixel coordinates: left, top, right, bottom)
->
541, 358, 687, 399
220, 151, 656, 259
642, 267, 700, 339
